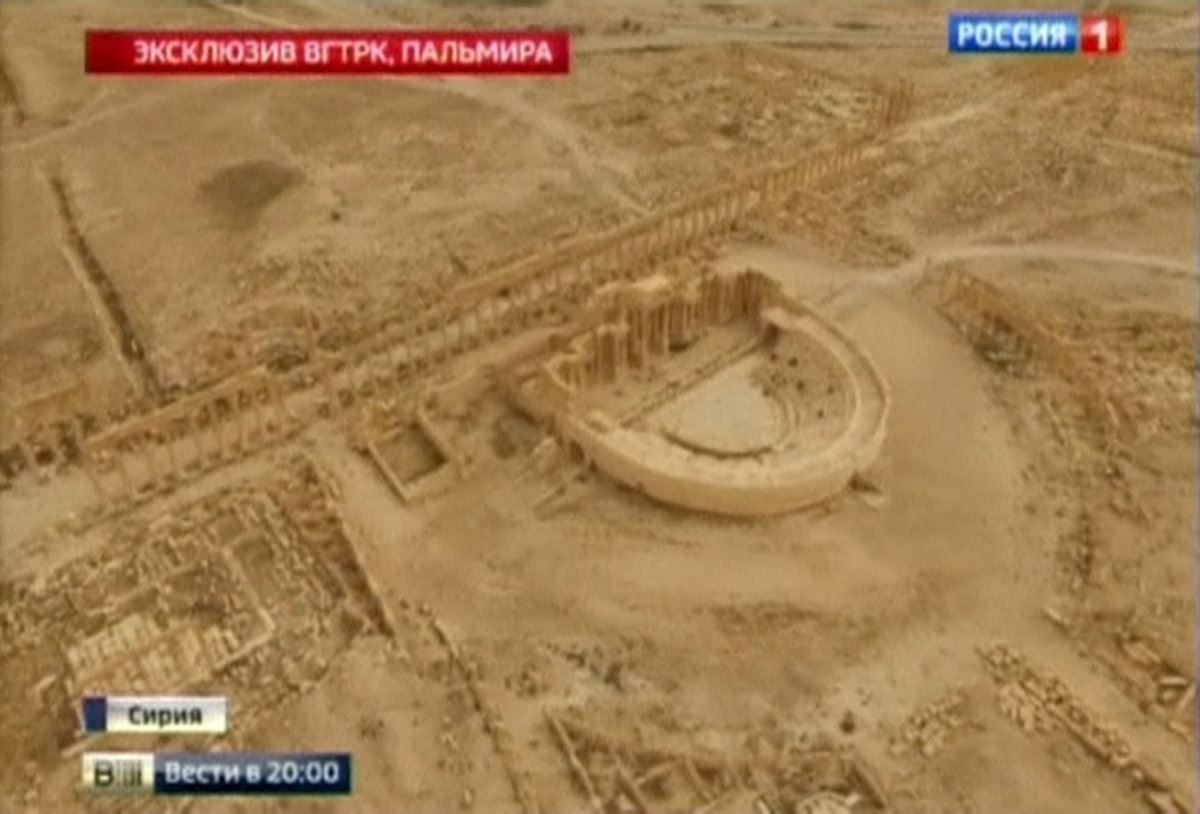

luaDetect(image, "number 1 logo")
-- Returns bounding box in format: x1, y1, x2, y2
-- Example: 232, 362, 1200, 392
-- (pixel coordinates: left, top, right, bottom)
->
1081, 14, 1124, 56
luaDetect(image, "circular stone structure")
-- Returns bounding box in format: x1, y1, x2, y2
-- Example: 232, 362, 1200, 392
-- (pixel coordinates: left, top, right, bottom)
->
516, 269, 890, 517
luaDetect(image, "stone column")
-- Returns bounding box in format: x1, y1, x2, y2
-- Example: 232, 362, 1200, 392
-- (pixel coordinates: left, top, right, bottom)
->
419, 317, 434, 364
411, 332, 425, 371
139, 432, 160, 489
515, 288, 530, 330
17, 436, 37, 477
162, 421, 180, 478
250, 386, 266, 441
271, 379, 290, 433
185, 411, 203, 469
599, 331, 612, 381
576, 258, 590, 293
113, 451, 134, 500
438, 321, 451, 362
81, 450, 105, 502
424, 321, 439, 365
620, 327, 631, 375
591, 332, 603, 379
320, 354, 339, 415
466, 310, 481, 349
66, 415, 87, 464
475, 304, 490, 346
227, 399, 245, 457
652, 305, 662, 354
515, 289, 529, 331
213, 401, 232, 459
635, 309, 648, 367
482, 303, 495, 342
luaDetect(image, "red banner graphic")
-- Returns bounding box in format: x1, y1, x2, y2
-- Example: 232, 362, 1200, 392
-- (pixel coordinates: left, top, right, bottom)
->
85, 30, 572, 76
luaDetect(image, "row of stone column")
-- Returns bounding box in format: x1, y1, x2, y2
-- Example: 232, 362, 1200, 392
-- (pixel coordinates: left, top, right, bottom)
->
296, 117, 886, 431
501, 178, 758, 315
592, 325, 629, 382
0, 417, 88, 483
312, 119, 881, 428
667, 292, 703, 348
395, 138, 870, 370
696, 274, 747, 325
321, 267, 576, 423
82, 379, 291, 505
554, 274, 761, 401
621, 301, 672, 370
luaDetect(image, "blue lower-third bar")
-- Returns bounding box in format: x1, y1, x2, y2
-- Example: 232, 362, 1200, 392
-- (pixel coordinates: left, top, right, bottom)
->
154, 752, 352, 795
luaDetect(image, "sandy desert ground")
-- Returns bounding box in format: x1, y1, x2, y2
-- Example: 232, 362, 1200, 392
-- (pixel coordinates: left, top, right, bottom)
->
0, 1, 1197, 812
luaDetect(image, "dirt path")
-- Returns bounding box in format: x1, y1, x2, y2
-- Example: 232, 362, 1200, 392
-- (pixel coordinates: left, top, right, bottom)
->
855, 241, 1193, 301
1100, 136, 1197, 167
729, 239, 1198, 315
916, 242, 1196, 276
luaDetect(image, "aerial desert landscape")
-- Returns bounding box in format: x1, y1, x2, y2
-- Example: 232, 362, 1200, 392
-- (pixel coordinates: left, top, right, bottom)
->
0, 0, 1197, 812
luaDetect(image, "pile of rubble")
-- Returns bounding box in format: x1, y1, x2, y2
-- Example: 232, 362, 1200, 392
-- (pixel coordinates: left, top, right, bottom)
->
979, 643, 1190, 814
889, 690, 967, 758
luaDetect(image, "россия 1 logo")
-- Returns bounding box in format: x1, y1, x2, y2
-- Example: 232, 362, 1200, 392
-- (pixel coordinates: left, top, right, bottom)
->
948, 12, 1123, 56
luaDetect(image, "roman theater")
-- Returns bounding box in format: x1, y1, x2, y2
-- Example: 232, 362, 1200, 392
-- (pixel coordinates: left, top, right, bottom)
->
506, 268, 889, 516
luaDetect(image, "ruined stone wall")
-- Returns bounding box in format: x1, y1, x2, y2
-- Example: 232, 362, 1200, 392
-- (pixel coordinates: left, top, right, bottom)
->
565, 416, 862, 516
933, 267, 1128, 447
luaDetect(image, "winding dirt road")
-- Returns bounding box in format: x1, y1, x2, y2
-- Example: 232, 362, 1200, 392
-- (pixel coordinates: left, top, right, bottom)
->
813, 241, 1197, 314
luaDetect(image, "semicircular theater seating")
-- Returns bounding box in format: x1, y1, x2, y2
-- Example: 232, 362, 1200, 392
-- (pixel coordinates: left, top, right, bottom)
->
537, 269, 889, 517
